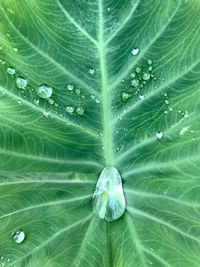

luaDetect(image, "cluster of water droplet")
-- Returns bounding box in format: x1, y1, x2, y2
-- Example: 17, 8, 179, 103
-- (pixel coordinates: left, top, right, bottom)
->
0, 256, 10, 267
121, 55, 155, 103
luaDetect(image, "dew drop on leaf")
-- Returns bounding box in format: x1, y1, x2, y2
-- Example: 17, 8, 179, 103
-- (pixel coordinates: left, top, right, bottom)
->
131, 47, 140, 56
165, 99, 170, 105
48, 99, 55, 105
75, 89, 81, 95
36, 84, 53, 99
130, 72, 136, 78
121, 92, 132, 102
16, 77, 28, 89
76, 106, 84, 115
156, 131, 163, 139
88, 68, 95, 75
147, 59, 153, 65
135, 67, 141, 73
33, 99, 39, 106
139, 94, 145, 100
7, 66, 16, 75
12, 231, 25, 244
67, 84, 74, 91
65, 106, 74, 114
142, 72, 151, 81
92, 166, 126, 221
131, 79, 139, 87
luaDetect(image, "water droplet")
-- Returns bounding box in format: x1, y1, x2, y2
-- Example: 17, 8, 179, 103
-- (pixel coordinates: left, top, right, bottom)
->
88, 68, 95, 75
48, 99, 54, 105
131, 79, 139, 87
130, 72, 136, 78
65, 106, 74, 114
67, 84, 74, 91
17, 99, 22, 105
0, 59, 6, 64
7, 66, 16, 75
95, 98, 101, 104
13, 47, 18, 52
135, 67, 141, 73
92, 166, 126, 221
107, 7, 111, 11
36, 84, 52, 99
180, 126, 190, 135
131, 48, 140, 56
156, 131, 163, 139
142, 72, 151, 81
43, 111, 49, 117
139, 94, 145, 100
33, 99, 39, 106
148, 66, 153, 71
76, 106, 84, 115
121, 92, 132, 102
12, 231, 25, 244
165, 99, 170, 105
16, 77, 27, 89
75, 89, 81, 95
147, 59, 152, 65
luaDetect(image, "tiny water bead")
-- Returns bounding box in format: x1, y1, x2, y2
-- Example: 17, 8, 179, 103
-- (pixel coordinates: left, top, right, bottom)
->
67, 84, 74, 91
65, 105, 74, 114
7, 66, 15, 75
36, 84, 52, 99
131, 79, 139, 87
88, 68, 95, 75
92, 166, 126, 221
16, 77, 27, 89
156, 131, 163, 139
76, 106, 84, 115
131, 47, 140, 56
142, 72, 151, 81
12, 231, 25, 244
121, 92, 132, 102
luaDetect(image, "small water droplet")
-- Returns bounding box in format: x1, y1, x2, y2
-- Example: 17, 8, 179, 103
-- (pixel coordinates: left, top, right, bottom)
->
156, 131, 163, 139
48, 99, 54, 105
65, 106, 74, 114
165, 99, 170, 105
147, 59, 152, 65
75, 89, 81, 95
107, 7, 111, 11
142, 72, 151, 81
135, 67, 141, 73
13, 47, 18, 52
76, 106, 84, 115
17, 99, 22, 105
36, 84, 53, 99
130, 72, 136, 78
139, 94, 145, 100
12, 231, 25, 244
92, 166, 126, 221
95, 98, 101, 104
121, 92, 132, 102
148, 66, 153, 71
67, 84, 74, 91
33, 99, 39, 106
7, 66, 16, 75
131, 48, 140, 56
88, 68, 95, 75
16, 77, 27, 89
131, 79, 139, 87
43, 111, 49, 117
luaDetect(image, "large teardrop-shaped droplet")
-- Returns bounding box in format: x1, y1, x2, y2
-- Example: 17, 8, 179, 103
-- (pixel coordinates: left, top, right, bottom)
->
92, 166, 126, 221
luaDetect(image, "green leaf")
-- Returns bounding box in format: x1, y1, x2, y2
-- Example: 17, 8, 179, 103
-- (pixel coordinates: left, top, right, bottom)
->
0, 0, 200, 266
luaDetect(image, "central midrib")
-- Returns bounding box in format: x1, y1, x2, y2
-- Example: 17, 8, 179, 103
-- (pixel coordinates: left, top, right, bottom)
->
98, 0, 114, 167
